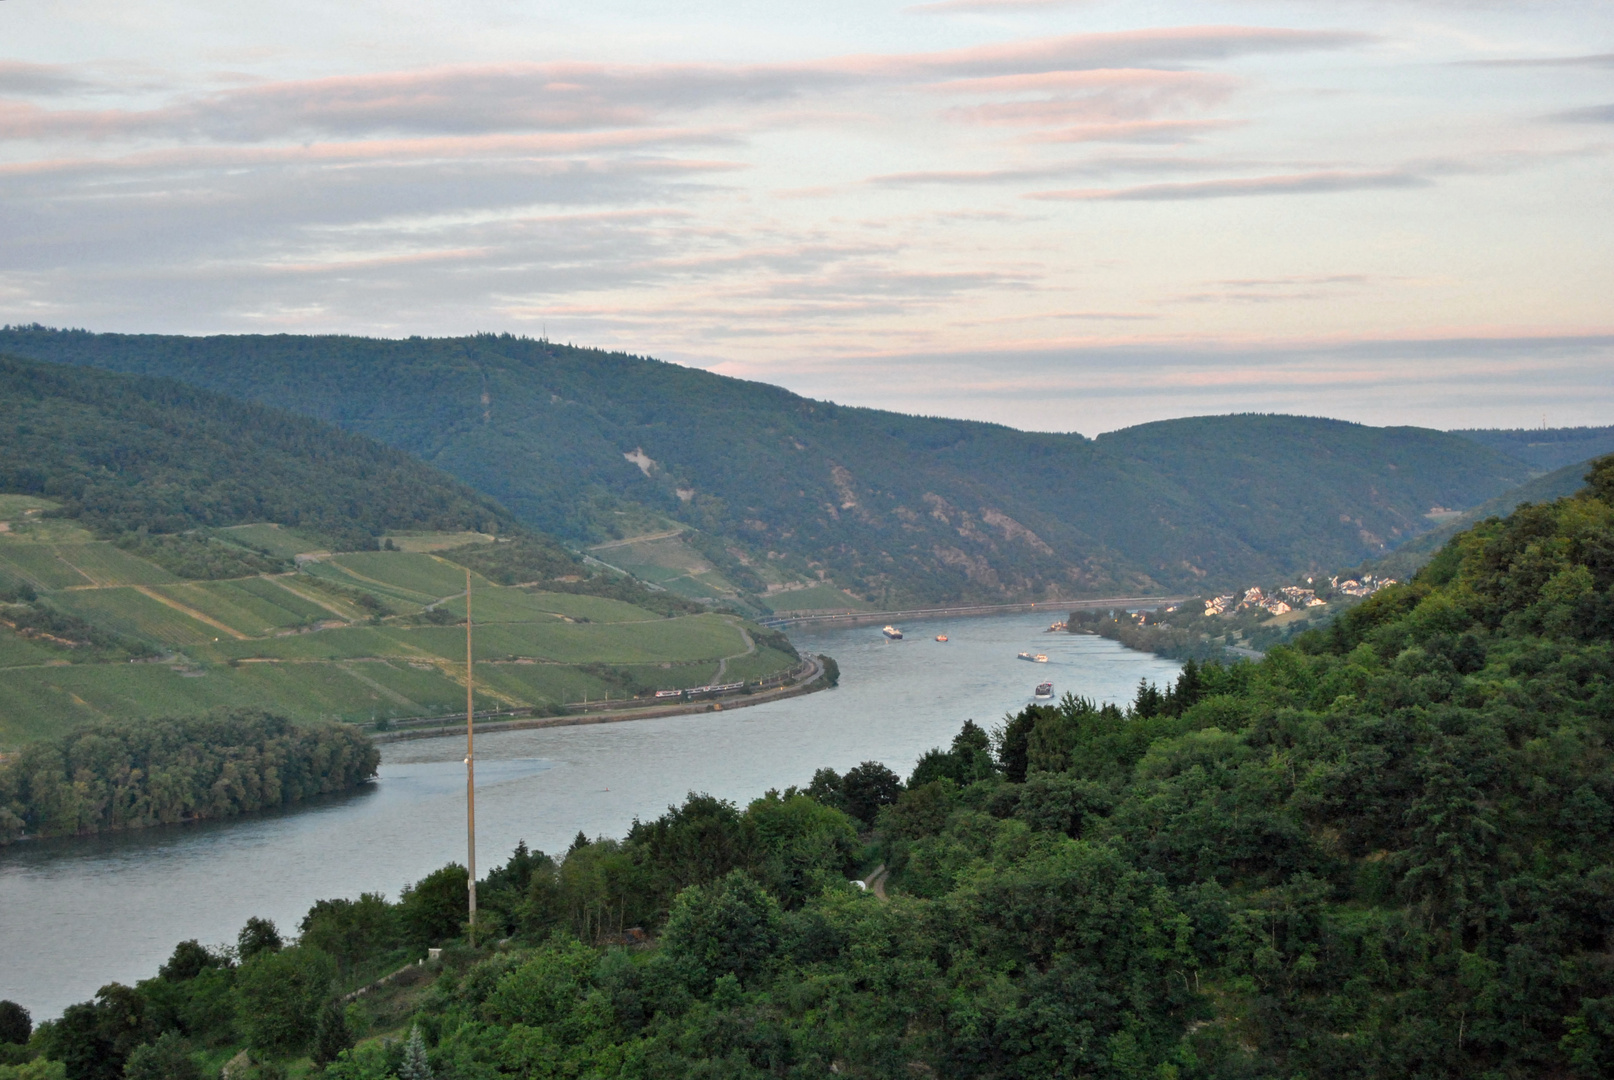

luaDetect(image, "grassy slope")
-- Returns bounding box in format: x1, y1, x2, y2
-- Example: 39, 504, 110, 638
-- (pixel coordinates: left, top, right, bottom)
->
0, 328, 1536, 604
0, 358, 799, 746
0, 530, 791, 745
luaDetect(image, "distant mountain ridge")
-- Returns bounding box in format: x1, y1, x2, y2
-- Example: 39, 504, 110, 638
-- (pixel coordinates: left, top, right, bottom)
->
1450, 425, 1614, 472
0, 326, 1544, 604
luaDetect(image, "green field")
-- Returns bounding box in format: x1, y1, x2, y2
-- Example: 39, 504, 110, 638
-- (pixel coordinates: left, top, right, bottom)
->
436, 588, 656, 625
50, 587, 222, 646
0, 529, 801, 746
0, 544, 94, 590
0, 494, 59, 518
56, 543, 180, 587
719, 644, 803, 683
215, 523, 326, 559
594, 534, 743, 601
329, 551, 477, 599
0, 626, 59, 668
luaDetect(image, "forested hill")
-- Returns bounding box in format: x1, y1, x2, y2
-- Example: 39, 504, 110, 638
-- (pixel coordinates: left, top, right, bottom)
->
1452, 423, 1614, 471
1371, 452, 1608, 580
0, 327, 1536, 603
20, 457, 1614, 1078
0, 353, 517, 549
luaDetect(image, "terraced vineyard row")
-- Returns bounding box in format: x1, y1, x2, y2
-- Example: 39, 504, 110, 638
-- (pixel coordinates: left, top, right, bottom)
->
0, 503, 800, 745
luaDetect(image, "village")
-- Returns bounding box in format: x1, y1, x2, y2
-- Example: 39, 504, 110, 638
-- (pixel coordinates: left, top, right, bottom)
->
1155, 568, 1407, 619
1192, 572, 1397, 619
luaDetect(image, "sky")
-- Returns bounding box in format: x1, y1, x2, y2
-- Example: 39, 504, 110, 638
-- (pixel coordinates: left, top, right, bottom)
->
1, 0, 1611, 434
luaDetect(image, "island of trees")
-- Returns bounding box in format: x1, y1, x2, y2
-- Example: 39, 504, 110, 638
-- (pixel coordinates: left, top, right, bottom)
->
0, 711, 378, 843
8, 457, 1614, 1078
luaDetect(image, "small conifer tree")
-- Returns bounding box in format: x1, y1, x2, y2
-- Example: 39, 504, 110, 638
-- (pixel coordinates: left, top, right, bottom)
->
398, 1024, 433, 1080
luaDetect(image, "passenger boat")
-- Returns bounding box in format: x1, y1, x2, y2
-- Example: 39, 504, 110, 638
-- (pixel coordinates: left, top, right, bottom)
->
935, 634, 948, 642
882, 625, 903, 640
1034, 682, 1054, 699
1017, 652, 1049, 663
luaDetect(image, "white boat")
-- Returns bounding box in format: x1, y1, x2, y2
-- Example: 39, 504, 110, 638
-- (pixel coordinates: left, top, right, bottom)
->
1034, 682, 1053, 699
1017, 652, 1048, 663
882, 625, 903, 640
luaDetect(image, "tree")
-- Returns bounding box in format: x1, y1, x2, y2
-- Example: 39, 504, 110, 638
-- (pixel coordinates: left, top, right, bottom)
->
157, 941, 217, 982
398, 1025, 433, 1080
908, 721, 998, 788
0, 1001, 28, 1045
398, 865, 468, 948
122, 1031, 201, 1080
804, 767, 847, 812
300, 894, 398, 974
745, 792, 859, 907
236, 917, 282, 961
45, 985, 146, 1080
993, 707, 1040, 784
627, 793, 758, 900
311, 998, 354, 1067
233, 946, 335, 1055
840, 762, 902, 827
661, 870, 782, 992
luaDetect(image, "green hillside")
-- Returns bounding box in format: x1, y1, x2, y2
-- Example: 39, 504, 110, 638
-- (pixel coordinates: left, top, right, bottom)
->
0, 358, 802, 747
1370, 454, 1608, 580
0, 327, 1537, 606
1452, 423, 1614, 471
24, 457, 1614, 1079
0, 353, 516, 550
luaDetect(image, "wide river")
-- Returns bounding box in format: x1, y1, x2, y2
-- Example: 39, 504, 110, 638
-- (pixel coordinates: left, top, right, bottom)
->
0, 612, 1179, 1018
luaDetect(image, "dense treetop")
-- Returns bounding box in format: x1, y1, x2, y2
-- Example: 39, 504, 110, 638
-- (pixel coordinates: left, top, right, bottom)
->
0, 327, 1540, 603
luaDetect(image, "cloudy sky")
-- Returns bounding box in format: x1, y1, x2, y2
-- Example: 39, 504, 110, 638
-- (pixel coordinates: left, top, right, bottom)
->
2, 0, 1611, 433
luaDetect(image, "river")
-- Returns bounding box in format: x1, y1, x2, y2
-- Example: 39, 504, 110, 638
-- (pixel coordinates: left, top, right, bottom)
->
0, 612, 1179, 1018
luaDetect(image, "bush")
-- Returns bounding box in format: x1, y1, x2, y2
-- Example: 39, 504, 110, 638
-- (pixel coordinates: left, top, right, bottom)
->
233, 946, 335, 1054
122, 1032, 201, 1080
660, 870, 781, 992
0, 1004, 27, 1046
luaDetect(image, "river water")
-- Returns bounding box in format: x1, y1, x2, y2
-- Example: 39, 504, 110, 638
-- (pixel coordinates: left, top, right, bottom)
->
0, 612, 1178, 1018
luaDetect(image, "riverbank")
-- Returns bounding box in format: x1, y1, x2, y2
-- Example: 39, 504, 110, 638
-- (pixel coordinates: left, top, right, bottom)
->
371, 654, 831, 744
760, 595, 1187, 629
1, 610, 1182, 1018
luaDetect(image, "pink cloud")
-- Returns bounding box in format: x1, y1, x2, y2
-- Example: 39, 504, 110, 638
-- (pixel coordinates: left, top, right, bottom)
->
905, 0, 1087, 13
0, 27, 1364, 146
1023, 118, 1240, 143
1027, 169, 1426, 200
828, 26, 1369, 79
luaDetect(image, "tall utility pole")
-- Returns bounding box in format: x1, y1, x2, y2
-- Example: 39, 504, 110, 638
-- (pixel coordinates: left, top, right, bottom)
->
465, 568, 477, 947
